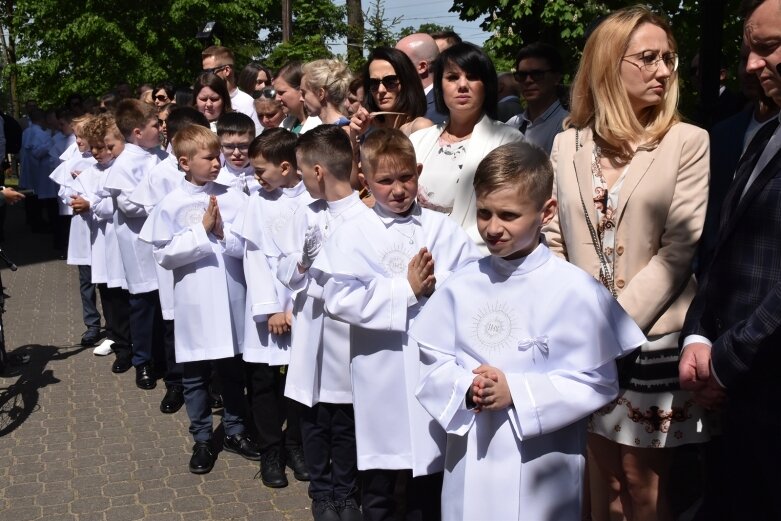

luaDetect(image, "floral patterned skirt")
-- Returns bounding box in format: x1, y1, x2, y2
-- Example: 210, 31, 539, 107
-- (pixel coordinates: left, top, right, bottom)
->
588, 332, 713, 448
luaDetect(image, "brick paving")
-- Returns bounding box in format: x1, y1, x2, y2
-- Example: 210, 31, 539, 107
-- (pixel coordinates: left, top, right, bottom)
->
0, 206, 312, 521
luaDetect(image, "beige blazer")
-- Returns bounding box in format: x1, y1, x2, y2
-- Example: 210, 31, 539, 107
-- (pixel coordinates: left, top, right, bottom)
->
544, 123, 709, 336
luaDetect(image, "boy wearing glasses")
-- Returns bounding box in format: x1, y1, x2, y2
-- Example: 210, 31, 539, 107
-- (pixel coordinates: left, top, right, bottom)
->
215, 112, 259, 195
202, 46, 263, 134
506, 42, 569, 154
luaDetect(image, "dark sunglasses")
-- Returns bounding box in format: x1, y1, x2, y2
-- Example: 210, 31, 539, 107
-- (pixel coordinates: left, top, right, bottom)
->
203, 64, 230, 75
252, 86, 277, 100
368, 75, 400, 92
154, 94, 169, 102
513, 69, 551, 82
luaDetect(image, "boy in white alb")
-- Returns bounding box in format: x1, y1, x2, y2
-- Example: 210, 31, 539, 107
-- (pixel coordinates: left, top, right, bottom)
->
410, 142, 646, 521
214, 112, 259, 195
140, 125, 260, 474
313, 128, 481, 521
104, 99, 170, 392
71, 115, 132, 368
49, 114, 101, 347
129, 107, 211, 414
232, 127, 312, 488
273, 125, 367, 521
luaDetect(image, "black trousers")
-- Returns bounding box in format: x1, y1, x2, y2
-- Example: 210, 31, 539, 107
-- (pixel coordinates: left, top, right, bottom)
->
160, 319, 182, 387
245, 362, 302, 451
361, 469, 443, 521
300, 402, 357, 501
712, 398, 781, 521
128, 289, 164, 368
97, 284, 131, 360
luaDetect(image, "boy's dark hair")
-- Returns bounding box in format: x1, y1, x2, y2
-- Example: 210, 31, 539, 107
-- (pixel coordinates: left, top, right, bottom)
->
249, 127, 297, 167
514, 42, 564, 74
296, 124, 352, 181
433, 42, 498, 120
360, 128, 417, 177
166, 106, 210, 141
216, 112, 255, 137
115, 98, 156, 140
473, 141, 553, 209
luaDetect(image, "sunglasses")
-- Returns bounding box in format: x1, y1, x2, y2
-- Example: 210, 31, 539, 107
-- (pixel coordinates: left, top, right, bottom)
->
203, 64, 230, 75
368, 75, 400, 92
154, 94, 169, 102
513, 69, 551, 82
253, 86, 277, 100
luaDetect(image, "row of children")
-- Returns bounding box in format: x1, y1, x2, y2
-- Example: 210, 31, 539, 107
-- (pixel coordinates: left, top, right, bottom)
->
51, 93, 643, 521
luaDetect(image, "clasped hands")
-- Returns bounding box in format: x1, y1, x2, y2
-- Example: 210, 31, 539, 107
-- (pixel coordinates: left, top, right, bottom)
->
470, 365, 512, 412
202, 195, 224, 240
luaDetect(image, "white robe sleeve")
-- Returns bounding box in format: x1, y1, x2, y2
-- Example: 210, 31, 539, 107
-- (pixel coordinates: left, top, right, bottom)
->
116, 190, 149, 218
152, 224, 214, 270
244, 242, 283, 321
506, 362, 618, 441
412, 288, 478, 436
219, 222, 244, 259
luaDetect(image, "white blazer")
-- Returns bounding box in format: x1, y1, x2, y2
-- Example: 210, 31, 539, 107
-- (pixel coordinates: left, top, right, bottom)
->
409, 113, 523, 248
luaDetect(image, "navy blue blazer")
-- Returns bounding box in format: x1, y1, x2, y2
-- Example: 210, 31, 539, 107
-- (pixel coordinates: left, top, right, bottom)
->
682, 119, 781, 391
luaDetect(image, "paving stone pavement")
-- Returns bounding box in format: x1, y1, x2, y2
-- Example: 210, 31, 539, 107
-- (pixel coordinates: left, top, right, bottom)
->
0, 206, 312, 521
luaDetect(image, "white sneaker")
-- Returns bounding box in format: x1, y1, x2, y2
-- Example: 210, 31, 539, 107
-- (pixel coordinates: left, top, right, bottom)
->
93, 338, 114, 356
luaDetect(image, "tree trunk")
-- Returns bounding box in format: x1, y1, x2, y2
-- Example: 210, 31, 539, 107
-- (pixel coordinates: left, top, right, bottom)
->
346, 0, 363, 68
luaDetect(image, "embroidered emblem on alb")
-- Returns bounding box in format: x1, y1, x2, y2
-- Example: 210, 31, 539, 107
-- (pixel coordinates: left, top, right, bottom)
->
471, 301, 520, 352
177, 203, 207, 228
517, 336, 549, 363
267, 210, 292, 238
379, 243, 415, 276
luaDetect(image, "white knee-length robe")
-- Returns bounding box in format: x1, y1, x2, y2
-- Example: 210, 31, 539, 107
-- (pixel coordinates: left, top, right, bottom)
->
233, 181, 313, 365
313, 203, 481, 476
140, 179, 248, 363
273, 192, 370, 406
410, 244, 646, 521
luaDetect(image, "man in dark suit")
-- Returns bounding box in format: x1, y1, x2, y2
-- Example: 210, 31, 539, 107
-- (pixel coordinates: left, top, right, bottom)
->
698, 43, 778, 275
396, 33, 447, 124
680, 0, 781, 518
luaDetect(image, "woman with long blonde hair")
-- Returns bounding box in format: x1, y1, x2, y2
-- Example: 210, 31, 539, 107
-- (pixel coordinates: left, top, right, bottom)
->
545, 6, 711, 520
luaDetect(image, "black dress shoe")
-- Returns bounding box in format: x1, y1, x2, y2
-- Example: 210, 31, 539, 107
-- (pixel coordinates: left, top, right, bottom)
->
223, 433, 261, 461
135, 364, 156, 390
285, 445, 310, 481
335, 496, 361, 521
159, 386, 184, 414
80, 328, 102, 347
189, 441, 214, 474
311, 498, 341, 521
256, 446, 288, 488
111, 356, 132, 374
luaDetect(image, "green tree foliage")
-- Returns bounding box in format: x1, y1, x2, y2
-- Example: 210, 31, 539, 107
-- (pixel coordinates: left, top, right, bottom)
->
261, 0, 348, 71
449, 0, 744, 114
397, 23, 455, 40
1, 0, 347, 107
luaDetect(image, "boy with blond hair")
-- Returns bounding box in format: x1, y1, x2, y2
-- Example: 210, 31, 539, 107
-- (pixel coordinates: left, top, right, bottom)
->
140, 125, 259, 474
49, 114, 102, 347
71, 114, 132, 368
410, 142, 645, 521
